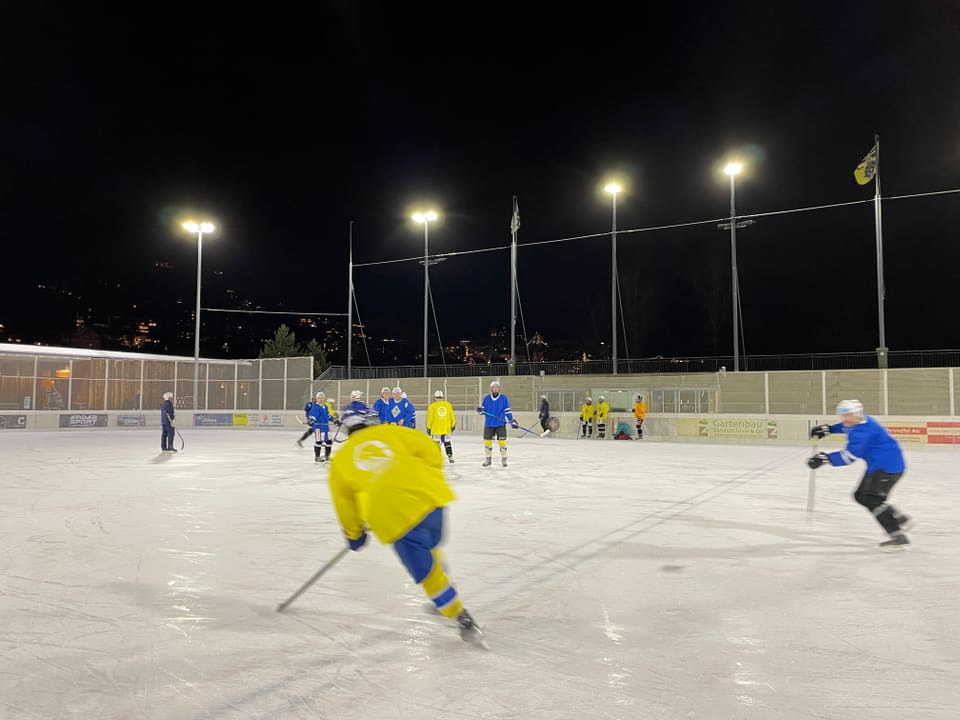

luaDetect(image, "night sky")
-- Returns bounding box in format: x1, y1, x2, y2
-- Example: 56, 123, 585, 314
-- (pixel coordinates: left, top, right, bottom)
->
3, 2, 959, 361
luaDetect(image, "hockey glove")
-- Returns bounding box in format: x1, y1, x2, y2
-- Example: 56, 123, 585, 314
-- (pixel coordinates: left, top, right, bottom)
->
426, 428, 432, 436
346, 531, 368, 551
476, 407, 484, 414
810, 424, 831, 439
450, 426, 455, 433
806, 452, 830, 469
510, 420, 519, 429
169, 418, 176, 427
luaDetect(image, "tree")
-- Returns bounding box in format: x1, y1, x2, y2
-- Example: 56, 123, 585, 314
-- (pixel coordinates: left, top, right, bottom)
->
304, 338, 330, 378
259, 324, 301, 359
258, 325, 330, 379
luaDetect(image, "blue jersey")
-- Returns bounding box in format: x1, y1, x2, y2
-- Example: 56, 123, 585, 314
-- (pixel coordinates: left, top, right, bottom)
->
307, 402, 334, 431
480, 393, 514, 427
390, 397, 414, 426
373, 397, 393, 424
827, 415, 905, 474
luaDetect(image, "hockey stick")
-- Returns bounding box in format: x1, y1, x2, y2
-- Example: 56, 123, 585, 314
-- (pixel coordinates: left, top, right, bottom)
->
479, 409, 538, 438
176, 429, 185, 452
807, 419, 818, 514
276, 546, 350, 612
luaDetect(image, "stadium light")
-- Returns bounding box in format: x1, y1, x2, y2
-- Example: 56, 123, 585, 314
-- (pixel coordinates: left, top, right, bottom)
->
182, 220, 215, 409
412, 211, 439, 378
604, 183, 622, 374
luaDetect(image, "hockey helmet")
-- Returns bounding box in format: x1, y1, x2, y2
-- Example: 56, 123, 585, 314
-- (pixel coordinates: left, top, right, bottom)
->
490, 380, 501, 388
598, 396, 605, 402
350, 389, 363, 401
381, 386, 391, 394
835, 399, 864, 417
315, 391, 325, 399
585, 396, 592, 403
162, 391, 174, 400
434, 390, 444, 398
392, 386, 402, 394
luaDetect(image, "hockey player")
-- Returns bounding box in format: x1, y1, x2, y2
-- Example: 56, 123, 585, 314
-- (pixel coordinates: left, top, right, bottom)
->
297, 394, 319, 448
579, 397, 595, 438
538, 395, 550, 433
477, 380, 518, 467
427, 389, 457, 463
389, 387, 414, 427
807, 399, 912, 550
308, 391, 337, 463
596, 396, 610, 439
373, 387, 393, 425
160, 391, 176, 452
343, 389, 366, 415
634, 394, 647, 439
328, 404, 485, 644
402, 391, 417, 429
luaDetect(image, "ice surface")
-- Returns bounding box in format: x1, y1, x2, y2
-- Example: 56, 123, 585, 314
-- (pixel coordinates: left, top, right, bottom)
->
1, 429, 958, 719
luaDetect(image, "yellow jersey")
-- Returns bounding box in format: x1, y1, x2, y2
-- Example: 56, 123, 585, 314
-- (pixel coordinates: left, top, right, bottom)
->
328, 424, 455, 544
426, 400, 456, 435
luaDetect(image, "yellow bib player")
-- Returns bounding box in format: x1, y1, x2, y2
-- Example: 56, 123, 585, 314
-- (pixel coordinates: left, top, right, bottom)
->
427, 389, 457, 463
579, 397, 595, 438
328, 404, 484, 644
595, 396, 609, 439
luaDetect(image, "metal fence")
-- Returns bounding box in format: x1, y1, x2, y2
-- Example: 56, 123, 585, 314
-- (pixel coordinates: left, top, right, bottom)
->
325, 350, 960, 380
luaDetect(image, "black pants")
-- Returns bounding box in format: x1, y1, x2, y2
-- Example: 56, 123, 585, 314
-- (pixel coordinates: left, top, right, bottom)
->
539, 416, 548, 431
161, 425, 175, 451
853, 469, 906, 534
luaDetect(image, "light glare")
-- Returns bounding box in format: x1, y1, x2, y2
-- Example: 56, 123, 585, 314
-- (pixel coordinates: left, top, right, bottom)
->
183, 221, 200, 232
724, 162, 743, 176
604, 183, 622, 195
200, 222, 214, 233
412, 211, 438, 224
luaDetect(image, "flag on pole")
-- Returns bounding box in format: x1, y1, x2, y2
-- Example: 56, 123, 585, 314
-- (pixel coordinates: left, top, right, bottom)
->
854, 143, 879, 185
510, 196, 520, 234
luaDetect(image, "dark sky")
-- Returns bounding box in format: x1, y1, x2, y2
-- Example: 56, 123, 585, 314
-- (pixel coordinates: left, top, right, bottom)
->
3, 1, 959, 359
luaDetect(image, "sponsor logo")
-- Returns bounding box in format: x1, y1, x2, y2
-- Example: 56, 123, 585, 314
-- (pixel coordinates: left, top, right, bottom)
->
0, 414, 27, 429
117, 415, 146, 427
193, 413, 234, 427
59, 414, 109, 428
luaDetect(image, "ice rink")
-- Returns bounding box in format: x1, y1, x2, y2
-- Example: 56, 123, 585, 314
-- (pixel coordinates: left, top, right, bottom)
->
2, 427, 958, 719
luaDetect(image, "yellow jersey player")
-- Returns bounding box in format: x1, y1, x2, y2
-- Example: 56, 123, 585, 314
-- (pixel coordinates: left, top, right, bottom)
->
328, 404, 485, 644
427, 389, 457, 463
579, 397, 595, 438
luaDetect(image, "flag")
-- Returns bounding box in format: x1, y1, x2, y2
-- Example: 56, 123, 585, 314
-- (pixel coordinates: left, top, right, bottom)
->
509, 196, 520, 234
854, 143, 878, 185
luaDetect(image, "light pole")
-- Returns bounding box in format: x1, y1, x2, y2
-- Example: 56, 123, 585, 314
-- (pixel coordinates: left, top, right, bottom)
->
412, 211, 438, 377
183, 220, 214, 410
604, 183, 622, 375
723, 163, 742, 372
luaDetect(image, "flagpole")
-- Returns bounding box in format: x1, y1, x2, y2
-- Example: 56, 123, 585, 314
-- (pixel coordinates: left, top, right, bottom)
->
509, 196, 518, 375
874, 133, 887, 367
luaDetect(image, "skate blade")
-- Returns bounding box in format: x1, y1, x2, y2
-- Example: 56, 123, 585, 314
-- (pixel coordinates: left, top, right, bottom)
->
461, 626, 489, 649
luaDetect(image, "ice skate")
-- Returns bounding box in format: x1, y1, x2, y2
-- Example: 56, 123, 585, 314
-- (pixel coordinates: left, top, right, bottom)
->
448, 456, 455, 464
880, 533, 910, 551
501, 457, 508, 467
482, 457, 492, 467
895, 514, 913, 531
296, 439, 303, 448
456, 610, 487, 647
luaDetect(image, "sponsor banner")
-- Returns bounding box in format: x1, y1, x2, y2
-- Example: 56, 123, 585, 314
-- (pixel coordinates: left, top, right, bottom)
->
247, 414, 284, 427
0, 414, 27, 429
927, 421, 960, 445
886, 422, 928, 444
679, 417, 768, 440
117, 414, 146, 427
234, 414, 249, 427
59, 414, 109, 429
193, 413, 235, 427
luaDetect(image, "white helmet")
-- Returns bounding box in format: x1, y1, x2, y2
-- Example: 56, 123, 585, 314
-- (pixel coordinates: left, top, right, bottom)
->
381, 386, 391, 394
585, 397, 592, 403
598, 396, 605, 402
434, 390, 444, 398
162, 391, 173, 400
490, 380, 501, 388
836, 399, 864, 417
315, 391, 325, 399
350, 389, 363, 401
393, 386, 402, 394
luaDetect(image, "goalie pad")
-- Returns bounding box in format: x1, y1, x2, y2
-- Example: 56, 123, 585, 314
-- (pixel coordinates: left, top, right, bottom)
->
546, 416, 560, 432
